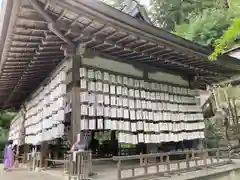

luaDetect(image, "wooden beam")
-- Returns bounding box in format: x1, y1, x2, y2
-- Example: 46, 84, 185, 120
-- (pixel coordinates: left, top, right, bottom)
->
16, 25, 48, 32
29, 0, 74, 47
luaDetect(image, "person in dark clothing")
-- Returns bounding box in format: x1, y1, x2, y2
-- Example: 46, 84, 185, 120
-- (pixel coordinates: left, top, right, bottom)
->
89, 138, 99, 154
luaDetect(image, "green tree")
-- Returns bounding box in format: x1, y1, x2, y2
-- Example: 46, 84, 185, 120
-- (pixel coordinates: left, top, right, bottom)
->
149, 0, 227, 30
102, 0, 240, 59
209, 0, 240, 59
174, 1, 240, 50
210, 17, 240, 60
174, 8, 232, 47
0, 111, 15, 130
0, 110, 16, 141
0, 110, 15, 160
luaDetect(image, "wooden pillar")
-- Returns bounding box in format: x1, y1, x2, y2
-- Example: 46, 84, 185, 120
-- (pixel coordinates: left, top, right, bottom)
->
16, 105, 26, 165
65, 44, 85, 144
71, 56, 81, 143
40, 141, 49, 168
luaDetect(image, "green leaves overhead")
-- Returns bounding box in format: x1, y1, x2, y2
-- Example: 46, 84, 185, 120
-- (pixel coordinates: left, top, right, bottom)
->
101, 0, 240, 60
210, 17, 240, 60
174, 8, 232, 47
149, 0, 227, 30
150, 0, 240, 59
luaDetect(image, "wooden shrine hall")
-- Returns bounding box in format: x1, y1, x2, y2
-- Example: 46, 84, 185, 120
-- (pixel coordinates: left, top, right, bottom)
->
2, 0, 240, 179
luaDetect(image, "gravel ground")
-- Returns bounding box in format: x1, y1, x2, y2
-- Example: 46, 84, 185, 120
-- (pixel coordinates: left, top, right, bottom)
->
0, 164, 64, 180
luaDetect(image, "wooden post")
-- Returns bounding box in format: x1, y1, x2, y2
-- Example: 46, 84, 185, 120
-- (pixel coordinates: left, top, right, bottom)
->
23, 144, 29, 164
64, 44, 85, 144
186, 151, 190, 169
144, 157, 148, 174
32, 146, 36, 171
68, 153, 72, 180
166, 154, 170, 173
160, 154, 163, 162
216, 148, 220, 163
89, 152, 92, 174
87, 152, 90, 179
132, 168, 135, 176
140, 152, 143, 165
156, 157, 159, 173
40, 142, 49, 169
177, 162, 180, 170
70, 53, 81, 143
64, 154, 69, 174
191, 149, 195, 160
16, 105, 26, 165
77, 153, 81, 180
203, 149, 207, 167
117, 160, 122, 180
228, 148, 232, 161
210, 150, 214, 164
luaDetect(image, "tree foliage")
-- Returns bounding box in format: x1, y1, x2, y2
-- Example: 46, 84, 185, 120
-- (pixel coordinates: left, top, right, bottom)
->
174, 8, 232, 47
170, 0, 240, 59
149, 0, 240, 58
0, 110, 15, 159
0, 110, 15, 141
209, 0, 240, 59
210, 17, 240, 60
173, 1, 240, 48
101, 0, 240, 59
204, 117, 225, 148
149, 0, 227, 30
0, 111, 15, 129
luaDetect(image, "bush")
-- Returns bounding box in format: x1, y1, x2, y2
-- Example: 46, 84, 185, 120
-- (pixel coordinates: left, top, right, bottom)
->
0, 140, 6, 161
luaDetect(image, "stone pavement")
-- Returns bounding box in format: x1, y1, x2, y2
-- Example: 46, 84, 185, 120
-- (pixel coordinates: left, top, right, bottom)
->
0, 164, 65, 180
1, 160, 240, 180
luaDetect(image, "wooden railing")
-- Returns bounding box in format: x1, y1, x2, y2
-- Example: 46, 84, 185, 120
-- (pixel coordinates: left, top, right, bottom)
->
26, 152, 41, 170
44, 158, 69, 172
66, 151, 92, 180
113, 148, 231, 180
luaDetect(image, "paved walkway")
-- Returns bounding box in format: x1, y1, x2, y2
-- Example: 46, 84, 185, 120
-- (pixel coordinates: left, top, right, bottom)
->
0, 164, 64, 180
1, 160, 240, 180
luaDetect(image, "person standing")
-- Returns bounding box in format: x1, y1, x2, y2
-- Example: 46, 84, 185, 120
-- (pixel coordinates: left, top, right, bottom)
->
70, 132, 91, 152
3, 140, 14, 171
